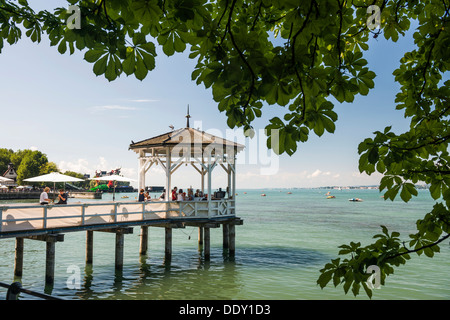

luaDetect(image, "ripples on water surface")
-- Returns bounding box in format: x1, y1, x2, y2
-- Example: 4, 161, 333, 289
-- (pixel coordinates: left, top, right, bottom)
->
0, 189, 449, 300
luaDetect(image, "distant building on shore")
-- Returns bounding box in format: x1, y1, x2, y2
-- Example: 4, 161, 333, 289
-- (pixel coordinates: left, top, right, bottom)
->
2, 163, 17, 187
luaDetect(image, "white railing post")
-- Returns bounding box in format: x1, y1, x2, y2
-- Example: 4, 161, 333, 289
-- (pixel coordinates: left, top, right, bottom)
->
43, 206, 48, 229
194, 201, 198, 217
81, 204, 86, 225
164, 201, 170, 219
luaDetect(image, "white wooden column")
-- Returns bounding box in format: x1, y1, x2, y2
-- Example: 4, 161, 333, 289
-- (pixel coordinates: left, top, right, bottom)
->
231, 154, 236, 199
201, 157, 205, 195
138, 150, 145, 191
207, 153, 212, 215
165, 147, 171, 202
227, 162, 232, 199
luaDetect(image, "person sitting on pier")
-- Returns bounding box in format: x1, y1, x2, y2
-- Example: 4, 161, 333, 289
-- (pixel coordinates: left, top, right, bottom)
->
194, 189, 203, 200
177, 189, 185, 201
138, 189, 145, 202
187, 188, 194, 201
195, 189, 203, 198
39, 187, 51, 205
144, 191, 150, 201
171, 187, 178, 201
56, 189, 68, 204
159, 189, 166, 200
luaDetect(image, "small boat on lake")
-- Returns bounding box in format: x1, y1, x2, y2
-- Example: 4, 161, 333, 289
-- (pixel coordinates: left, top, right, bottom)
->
349, 198, 363, 202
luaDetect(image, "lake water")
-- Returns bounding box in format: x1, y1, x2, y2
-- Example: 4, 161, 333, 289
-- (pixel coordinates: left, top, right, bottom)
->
0, 188, 448, 300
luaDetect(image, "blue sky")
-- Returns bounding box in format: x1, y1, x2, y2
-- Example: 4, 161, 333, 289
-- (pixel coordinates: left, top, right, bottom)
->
0, 1, 417, 189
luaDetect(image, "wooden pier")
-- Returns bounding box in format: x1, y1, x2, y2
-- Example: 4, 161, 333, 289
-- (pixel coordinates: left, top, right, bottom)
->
1, 112, 246, 290
0, 191, 101, 200
0, 199, 242, 286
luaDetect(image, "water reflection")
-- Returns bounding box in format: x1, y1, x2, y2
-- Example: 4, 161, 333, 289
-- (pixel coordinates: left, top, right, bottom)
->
49, 245, 327, 300
233, 246, 329, 268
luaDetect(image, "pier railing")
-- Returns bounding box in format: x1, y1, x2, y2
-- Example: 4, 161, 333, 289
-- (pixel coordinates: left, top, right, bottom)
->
0, 199, 235, 235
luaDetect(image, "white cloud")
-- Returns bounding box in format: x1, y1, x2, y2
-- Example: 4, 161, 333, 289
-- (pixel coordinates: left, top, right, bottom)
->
307, 169, 332, 179
90, 105, 139, 112
129, 99, 159, 103
58, 158, 91, 174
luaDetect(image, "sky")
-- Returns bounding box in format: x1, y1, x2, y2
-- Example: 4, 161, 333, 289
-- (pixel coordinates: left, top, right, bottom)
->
0, 1, 418, 190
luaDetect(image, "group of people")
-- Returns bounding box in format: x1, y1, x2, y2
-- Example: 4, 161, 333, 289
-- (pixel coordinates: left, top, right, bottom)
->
39, 187, 68, 205
137, 189, 152, 202
137, 187, 206, 202
170, 187, 204, 201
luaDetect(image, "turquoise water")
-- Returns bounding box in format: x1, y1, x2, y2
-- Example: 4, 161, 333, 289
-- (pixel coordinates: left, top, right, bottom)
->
0, 188, 449, 300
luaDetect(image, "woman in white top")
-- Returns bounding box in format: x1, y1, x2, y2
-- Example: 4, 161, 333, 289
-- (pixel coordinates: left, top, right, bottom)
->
177, 189, 185, 201
40, 187, 51, 205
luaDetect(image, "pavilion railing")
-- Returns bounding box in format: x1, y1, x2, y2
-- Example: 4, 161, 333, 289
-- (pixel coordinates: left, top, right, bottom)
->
0, 199, 236, 234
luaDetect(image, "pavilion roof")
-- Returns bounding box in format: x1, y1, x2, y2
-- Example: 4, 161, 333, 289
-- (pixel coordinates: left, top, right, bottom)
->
129, 127, 245, 153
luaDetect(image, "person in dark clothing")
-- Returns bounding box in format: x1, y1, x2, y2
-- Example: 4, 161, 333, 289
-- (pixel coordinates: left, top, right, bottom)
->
138, 189, 145, 202
56, 189, 67, 204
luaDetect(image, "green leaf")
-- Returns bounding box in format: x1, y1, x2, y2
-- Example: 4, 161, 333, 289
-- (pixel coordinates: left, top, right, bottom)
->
400, 184, 412, 202
134, 54, 148, 80
362, 282, 373, 299
57, 40, 67, 54
173, 33, 186, 52
313, 117, 325, 136
93, 54, 108, 76
368, 147, 379, 164
317, 270, 333, 289
122, 54, 136, 76
351, 282, 360, 296
429, 182, 441, 200
163, 38, 175, 56
84, 49, 106, 63
105, 56, 119, 81
131, 0, 162, 26
138, 49, 155, 70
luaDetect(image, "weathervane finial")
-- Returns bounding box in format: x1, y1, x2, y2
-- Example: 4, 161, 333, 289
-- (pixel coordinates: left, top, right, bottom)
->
186, 104, 191, 128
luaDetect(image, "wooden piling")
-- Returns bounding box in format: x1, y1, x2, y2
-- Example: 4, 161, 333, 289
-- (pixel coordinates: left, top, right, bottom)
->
86, 230, 93, 264
140, 226, 148, 256
222, 223, 229, 250
115, 230, 124, 271
97, 227, 133, 271
198, 227, 204, 246
204, 227, 210, 260
46, 240, 56, 285
14, 237, 24, 278
23, 234, 64, 286
229, 223, 235, 256
165, 227, 172, 260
